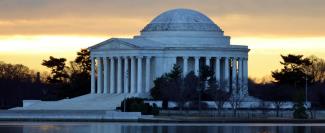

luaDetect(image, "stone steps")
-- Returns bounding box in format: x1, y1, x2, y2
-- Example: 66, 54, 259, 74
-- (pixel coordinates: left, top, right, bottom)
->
16, 94, 142, 110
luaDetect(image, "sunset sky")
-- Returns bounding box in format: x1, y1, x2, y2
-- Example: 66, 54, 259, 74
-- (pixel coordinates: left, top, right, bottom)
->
0, 0, 324, 80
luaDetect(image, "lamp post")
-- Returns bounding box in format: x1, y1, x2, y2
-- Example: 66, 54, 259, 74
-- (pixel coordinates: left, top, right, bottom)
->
197, 77, 210, 112
196, 82, 202, 112
124, 97, 126, 112
305, 74, 308, 108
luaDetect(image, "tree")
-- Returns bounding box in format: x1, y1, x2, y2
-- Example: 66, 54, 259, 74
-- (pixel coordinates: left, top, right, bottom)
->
201, 65, 230, 115
205, 82, 230, 115
272, 54, 312, 88
68, 49, 91, 97
150, 64, 183, 109
258, 99, 271, 118
293, 91, 309, 119
270, 85, 288, 117
42, 56, 69, 84
306, 55, 325, 83
271, 54, 314, 118
150, 74, 168, 100
41, 49, 92, 99
183, 71, 199, 101
199, 65, 214, 81
229, 91, 245, 117
0, 62, 44, 108
271, 54, 313, 102
74, 49, 91, 73
150, 74, 169, 109
166, 65, 185, 109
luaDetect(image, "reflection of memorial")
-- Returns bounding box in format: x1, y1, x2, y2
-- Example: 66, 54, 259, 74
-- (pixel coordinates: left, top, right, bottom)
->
19, 123, 321, 133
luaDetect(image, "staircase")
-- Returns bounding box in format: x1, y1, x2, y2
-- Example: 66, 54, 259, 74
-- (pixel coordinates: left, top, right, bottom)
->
17, 93, 144, 110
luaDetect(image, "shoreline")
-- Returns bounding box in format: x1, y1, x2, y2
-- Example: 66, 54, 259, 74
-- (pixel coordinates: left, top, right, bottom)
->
1, 118, 325, 123
0, 112, 325, 123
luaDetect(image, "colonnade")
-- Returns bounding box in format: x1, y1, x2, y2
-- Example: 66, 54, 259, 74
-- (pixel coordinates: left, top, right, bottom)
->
181, 56, 248, 95
91, 56, 151, 94
90, 55, 248, 96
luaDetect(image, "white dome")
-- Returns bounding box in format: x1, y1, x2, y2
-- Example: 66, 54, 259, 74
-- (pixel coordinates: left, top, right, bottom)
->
141, 8, 223, 32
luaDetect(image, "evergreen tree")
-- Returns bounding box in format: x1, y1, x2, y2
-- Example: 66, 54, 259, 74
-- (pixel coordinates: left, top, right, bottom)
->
272, 54, 312, 87
42, 56, 69, 84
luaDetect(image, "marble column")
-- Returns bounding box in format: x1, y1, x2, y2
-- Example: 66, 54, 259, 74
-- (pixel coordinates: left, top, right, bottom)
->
110, 57, 115, 94
232, 57, 237, 93
124, 57, 129, 93
103, 57, 108, 94
206, 57, 211, 66
243, 58, 248, 95
215, 57, 220, 85
194, 56, 200, 76
145, 56, 151, 93
91, 57, 95, 94
183, 56, 188, 77
130, 57, 136, 94
238, 57, 244, 96
97, 57, 103, 94
117, 57, 122, 94
137, 56, 143, 93
224, 57, 230, 92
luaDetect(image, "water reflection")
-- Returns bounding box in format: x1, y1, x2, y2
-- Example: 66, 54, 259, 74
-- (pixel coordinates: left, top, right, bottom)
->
0, 123, 325, 133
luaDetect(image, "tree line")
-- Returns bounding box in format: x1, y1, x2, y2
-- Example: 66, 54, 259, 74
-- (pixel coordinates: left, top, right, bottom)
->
149, 54, 325, 117
251, 55, 325, 107
1, 52, 325, 112
150, 64, 231, 111
0, 49, 91, 109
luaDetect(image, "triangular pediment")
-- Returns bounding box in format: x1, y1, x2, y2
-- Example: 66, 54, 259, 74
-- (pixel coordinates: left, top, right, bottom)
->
90, 38, 139, 50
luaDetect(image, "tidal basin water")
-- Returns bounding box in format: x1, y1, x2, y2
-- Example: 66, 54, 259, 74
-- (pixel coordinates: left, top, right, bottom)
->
1, 122, 325, 133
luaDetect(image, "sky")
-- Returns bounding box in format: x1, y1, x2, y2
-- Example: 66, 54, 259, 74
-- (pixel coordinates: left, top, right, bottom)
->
0, 0, 324, 80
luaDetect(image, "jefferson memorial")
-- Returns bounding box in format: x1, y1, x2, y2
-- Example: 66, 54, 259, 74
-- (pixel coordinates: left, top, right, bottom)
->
18, 8, 249, 110
89, 8, 249, 97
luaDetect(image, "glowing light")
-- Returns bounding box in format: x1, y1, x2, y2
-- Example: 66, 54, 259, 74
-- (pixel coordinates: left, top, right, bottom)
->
0, 35, 324, 79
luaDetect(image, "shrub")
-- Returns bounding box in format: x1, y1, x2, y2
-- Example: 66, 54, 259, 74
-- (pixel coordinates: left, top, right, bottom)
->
120, 97, 159, 115
293, 91, 309, 119
187, 101, 208, 110
293, 104, 308, 119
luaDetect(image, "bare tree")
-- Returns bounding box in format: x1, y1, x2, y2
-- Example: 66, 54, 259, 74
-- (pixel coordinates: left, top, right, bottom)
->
258, 99, 271, 117
272, 100, 285, 117
306, 55, 325, 83
214, 90, 229, 116
205, 80, 230, 116
229, 92, 245, 117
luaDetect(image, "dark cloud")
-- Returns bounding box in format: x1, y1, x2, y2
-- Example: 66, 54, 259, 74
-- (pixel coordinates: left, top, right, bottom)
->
1, 0, 324, 19
0, 0, 324, 36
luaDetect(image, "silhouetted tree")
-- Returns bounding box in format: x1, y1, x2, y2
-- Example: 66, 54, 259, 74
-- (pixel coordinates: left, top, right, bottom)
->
293, 91, 309, 119
150, 64, 183, 109
0, 62, 44, 109
271, 54, 313, 104
68, 49, 91, 97
272, 54, 312, 88
270, 85, 287, 117
183, 71, 199, 101
42, 56, 69, 84
205, 83, 230, 115
74, 49, 91, 73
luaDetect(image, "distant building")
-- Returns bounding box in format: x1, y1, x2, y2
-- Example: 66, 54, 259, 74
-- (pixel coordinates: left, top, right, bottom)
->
89, 8, 249, 97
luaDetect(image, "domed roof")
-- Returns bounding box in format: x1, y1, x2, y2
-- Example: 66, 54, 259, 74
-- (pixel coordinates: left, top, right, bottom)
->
141, 8, 223, 32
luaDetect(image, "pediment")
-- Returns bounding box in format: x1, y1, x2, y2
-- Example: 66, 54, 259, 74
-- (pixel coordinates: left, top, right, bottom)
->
90, 39, 139, 50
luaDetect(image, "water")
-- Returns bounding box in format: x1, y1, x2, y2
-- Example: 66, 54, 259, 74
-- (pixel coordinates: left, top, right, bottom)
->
1, 122, 325, 133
